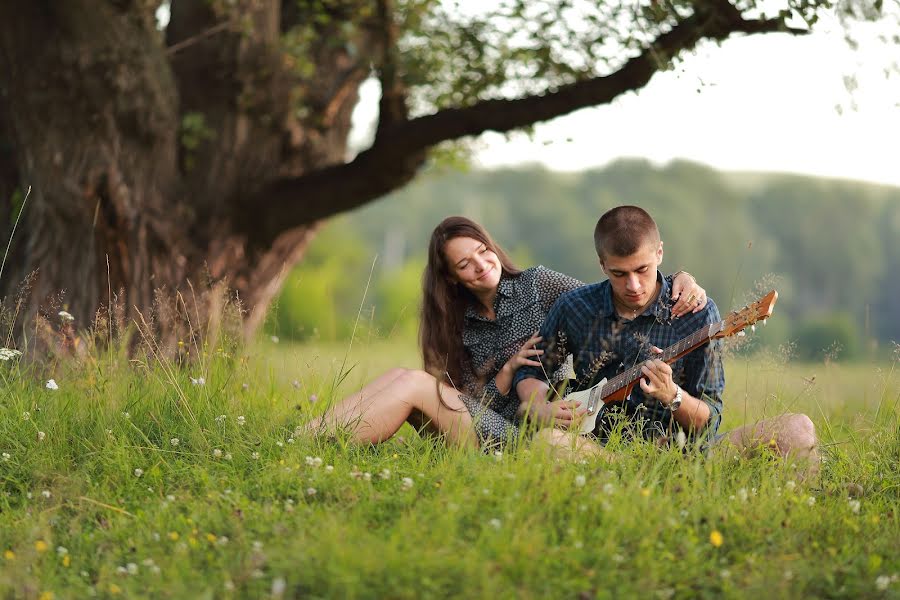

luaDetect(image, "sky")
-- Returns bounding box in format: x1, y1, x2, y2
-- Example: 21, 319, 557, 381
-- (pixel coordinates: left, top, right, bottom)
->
349, 7, 900, 188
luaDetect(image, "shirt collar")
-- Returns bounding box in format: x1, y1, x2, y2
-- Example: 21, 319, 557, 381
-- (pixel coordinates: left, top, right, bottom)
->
464, 275, 516, 322
603, 270, 670, 320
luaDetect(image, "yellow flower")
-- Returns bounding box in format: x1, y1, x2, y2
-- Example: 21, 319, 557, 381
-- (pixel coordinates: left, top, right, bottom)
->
710, 530, 724, 548
62, 555, 70, 567
35, 540, 49, 553
3, 550, 14, 560
168, 532, 180, 541
38, 592, 54, 600
206, 533, 217, 543
641, 488, 651, 497
109, 583, 122, 595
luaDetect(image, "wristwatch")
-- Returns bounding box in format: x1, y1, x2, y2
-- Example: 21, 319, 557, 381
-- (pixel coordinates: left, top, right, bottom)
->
668, 385, 683, 412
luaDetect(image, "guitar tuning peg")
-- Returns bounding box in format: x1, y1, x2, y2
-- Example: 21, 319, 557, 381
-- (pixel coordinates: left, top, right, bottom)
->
762, 319, 767, 326
737, 331, 746, 337
751, 324, 756, 333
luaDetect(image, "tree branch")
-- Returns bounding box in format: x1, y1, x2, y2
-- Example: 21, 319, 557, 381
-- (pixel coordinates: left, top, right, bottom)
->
247, 6, 802, 246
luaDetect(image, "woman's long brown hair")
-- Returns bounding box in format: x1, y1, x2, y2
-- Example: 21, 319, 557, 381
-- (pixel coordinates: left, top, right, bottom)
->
420, 216, 522, 389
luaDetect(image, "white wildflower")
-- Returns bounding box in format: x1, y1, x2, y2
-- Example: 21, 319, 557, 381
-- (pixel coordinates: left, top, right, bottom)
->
807, 496, 816, 506
272, 576, 287, 597
215, 414, 226, 425
306, 487, 317, 496
45, 379, 59, 390
237, 416, 245, 426
134, 468, 144, 477
493, 450, 503, 461
270, 335, 280, 344
251, 452, 260, 460
126, 562, 139, 575
252, 541, 264, 551
224, 452, 232, 461
849, 499, 861, 514
57, 546, 68, 555
574, 475, 586, 488
190, 377, 205, 386
786, 480, 796, 491
22, 411, 31, 421
876, 575, 891, 591
291, 380, 301, 389
0, 348, 22, 361
401, 477, 414, 490
1, 452, 10, 461
166, 494, 175, 502
603, 483, 615, 495
380, 469, 391, 479
170, 438, 180, 447
737, 488, 748, 502
488, 518, 502, 530
58, 310, 75, 322
363, 472, 372, 481
309, 394, 318, 403
37, 431, 46, 442
213, 449, 222, 458
325, 465, 334, 473
287, 437, 294, 444
41, 490, 51, 498
122, 412, 130, 419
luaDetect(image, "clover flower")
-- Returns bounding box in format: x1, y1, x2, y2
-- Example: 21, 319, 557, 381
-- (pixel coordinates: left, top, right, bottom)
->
213, 449, 223, 458
1, 453, 10, 462
849, 499, 861, 514
876, 575, 891, 591
134, 468, 144, 477
22, 411, 30, 421
41, 490, 52, 499
170, 438, 180, 447
574, 475, 586, 488
46, 379, 59, 390
401, 477, 414, 490
489, 518, 502, 530
309, 394, 318, 403
37, 431, 46, 442
306, 487, 317, 496
379, 469, 391, 480
190, 377, 205, 386
237, 416, 245, 426
251, 452, 260, 460
58, 310, 75, 322
270, 335, 279, 344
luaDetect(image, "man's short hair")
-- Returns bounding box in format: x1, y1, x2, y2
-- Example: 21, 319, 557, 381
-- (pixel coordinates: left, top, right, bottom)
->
593, 205, 660, 259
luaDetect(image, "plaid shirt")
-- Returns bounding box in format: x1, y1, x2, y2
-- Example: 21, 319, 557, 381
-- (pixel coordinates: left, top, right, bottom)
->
514, 272, 724, 443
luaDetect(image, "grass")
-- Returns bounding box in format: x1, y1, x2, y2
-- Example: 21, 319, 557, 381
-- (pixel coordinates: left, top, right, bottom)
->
0, 335, 898, 599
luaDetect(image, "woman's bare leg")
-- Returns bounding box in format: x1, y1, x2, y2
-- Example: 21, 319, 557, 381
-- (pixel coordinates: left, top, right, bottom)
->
312, 368, 478, 448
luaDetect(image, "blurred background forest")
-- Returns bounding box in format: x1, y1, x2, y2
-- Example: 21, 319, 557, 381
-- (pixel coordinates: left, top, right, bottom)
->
267, 158, 900, 362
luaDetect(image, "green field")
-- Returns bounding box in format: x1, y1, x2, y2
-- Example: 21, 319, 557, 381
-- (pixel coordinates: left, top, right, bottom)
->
1, 337, 898, 598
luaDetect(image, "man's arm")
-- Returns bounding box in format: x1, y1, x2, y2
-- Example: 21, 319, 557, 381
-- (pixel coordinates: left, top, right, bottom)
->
638, 359, 710, 432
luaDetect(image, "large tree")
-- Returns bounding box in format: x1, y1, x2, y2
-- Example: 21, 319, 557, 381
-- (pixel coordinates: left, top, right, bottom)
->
0, 0, 884, 344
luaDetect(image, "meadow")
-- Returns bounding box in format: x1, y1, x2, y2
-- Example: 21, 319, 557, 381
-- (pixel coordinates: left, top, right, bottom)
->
1, 335, 898, 599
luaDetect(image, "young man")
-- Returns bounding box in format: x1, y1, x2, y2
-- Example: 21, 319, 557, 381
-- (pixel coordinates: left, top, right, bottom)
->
515, 206, 818, 472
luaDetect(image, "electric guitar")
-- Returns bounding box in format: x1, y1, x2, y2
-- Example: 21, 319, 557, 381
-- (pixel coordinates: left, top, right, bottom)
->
567, 290, 778, 434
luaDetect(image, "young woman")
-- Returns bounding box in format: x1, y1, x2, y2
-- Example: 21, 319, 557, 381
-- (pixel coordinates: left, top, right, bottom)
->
309, 216, 708, 450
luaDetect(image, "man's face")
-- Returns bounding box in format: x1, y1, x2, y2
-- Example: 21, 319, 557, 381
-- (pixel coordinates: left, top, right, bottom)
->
600, 241, 664, 312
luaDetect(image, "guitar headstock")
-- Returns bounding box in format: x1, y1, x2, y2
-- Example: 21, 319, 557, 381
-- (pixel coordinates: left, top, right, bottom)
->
715, 290, 778, 339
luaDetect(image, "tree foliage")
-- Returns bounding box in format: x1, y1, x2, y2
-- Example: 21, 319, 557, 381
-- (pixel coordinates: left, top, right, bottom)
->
0, 0, 893, 345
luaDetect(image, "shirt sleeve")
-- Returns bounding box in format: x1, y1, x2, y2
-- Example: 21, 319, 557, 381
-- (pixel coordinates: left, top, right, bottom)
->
534, 266, 584, 314
679, 302, 725, 435
513, 292, 571, 389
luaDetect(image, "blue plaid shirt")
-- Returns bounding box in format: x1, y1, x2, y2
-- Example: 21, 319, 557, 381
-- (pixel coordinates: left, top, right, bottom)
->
514, 272, 724, 443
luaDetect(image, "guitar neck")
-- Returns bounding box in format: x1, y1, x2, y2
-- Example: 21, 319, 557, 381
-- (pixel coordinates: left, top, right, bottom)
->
599, 321, 722, 402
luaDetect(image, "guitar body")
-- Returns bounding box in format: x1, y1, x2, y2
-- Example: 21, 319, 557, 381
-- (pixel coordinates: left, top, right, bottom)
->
565, 378, 607, 434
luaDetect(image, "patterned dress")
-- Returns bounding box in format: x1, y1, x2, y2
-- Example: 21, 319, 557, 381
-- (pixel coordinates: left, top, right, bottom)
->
456, 266, 582, 448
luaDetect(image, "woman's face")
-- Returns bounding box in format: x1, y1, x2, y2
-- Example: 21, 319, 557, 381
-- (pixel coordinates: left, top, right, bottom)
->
443, 236, 502, 295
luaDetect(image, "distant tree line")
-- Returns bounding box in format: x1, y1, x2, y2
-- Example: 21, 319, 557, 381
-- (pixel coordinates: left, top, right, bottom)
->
269, 159, 900, 361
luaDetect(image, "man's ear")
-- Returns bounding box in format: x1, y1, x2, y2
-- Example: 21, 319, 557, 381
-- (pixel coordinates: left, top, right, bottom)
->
657, 240, 664, 265
598, 256, 608, 275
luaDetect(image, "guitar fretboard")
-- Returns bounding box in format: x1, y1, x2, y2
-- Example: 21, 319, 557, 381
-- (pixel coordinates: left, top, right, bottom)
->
599, 322, 720, 399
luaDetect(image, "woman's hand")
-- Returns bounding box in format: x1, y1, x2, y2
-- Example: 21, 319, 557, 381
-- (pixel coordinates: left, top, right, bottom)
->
538, 399, 584, 429
494, 333, 543, 395
671, 271, 708, 318
504, 333, 544, 372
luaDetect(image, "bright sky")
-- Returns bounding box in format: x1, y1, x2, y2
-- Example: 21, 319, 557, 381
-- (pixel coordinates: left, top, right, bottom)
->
350, 9, 900, 187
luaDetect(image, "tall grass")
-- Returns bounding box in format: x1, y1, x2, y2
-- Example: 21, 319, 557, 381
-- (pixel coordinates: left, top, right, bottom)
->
0, 333, 898, 598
